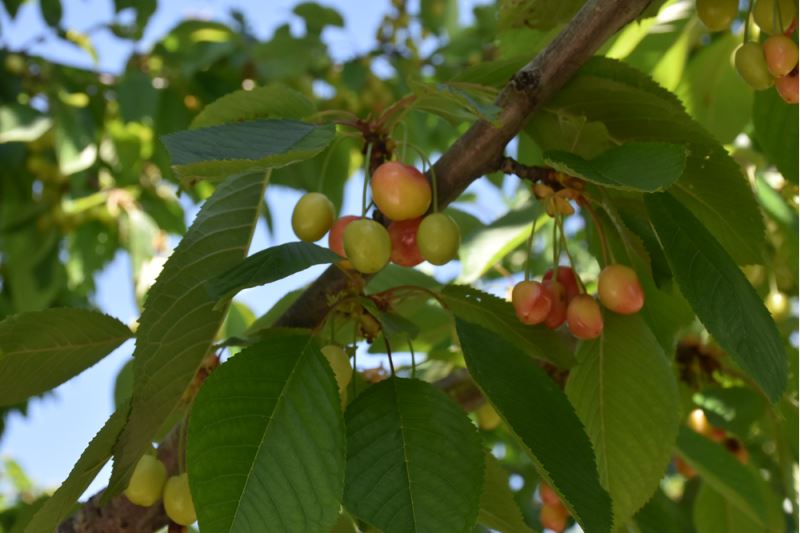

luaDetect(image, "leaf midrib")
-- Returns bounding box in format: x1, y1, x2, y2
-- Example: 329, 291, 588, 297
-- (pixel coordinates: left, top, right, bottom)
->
390, 378, 419, 532
227, 338, 314, 531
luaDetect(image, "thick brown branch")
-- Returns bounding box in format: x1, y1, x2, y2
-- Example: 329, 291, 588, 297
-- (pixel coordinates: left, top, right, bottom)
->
60, 1, 651, 531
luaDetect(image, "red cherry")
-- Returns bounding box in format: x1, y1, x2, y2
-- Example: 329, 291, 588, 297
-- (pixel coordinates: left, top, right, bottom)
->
539, 483, 560, 506
776, 72, 799, 104
328, 215, 360, 266
542, 280, 567, 329
371, 161, 432, 221
543, 267, 580, 302
388, 218, 424, 267
566, 295, 604, 340
597, 264, 644, 314
511, 281, 552, 325
539, 503, 568, 532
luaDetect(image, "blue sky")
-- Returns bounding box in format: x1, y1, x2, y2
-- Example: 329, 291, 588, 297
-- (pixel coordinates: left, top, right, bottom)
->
0, 0, 501, 499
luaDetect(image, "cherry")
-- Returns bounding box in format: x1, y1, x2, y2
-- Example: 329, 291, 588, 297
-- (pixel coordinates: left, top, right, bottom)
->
542, 280, 568, 329
776, 72, 799, 104
539, 483, 560, 506
328, 215, 360, 266
124, 454, 167, 507
597, 264, 644, 314
566, 295, 603, 340
687, 408, 710, 436
696, 0, 738, 31
475, 403, 502, 430
343, 219, 392, 274
321, 344, 353, 408
543, 267, 580, 302
766, 289, 790, 319
763, 35, 799, 77
163, 473, 196, 526
735, 42, 774, 90
388, 218, 424, 267
291, 192, 335, 242
674, 456, 697, 478
753, 0, 797, 34
539, 502, 569, 532
511, 281, 552, 325
371, 161, 431, 221
416, 213, 460, 265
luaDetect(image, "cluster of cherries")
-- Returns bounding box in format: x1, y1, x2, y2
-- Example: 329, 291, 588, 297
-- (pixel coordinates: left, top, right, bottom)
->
511, 264, 645, 340
124, 454, 196, 526
697, 0, 798, 103
538, 482, 571, 532
675, 408, 750, 478
291, 161, 460, 273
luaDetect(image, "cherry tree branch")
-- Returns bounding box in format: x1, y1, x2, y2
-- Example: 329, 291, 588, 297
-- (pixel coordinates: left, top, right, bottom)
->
59, 0, 651, 530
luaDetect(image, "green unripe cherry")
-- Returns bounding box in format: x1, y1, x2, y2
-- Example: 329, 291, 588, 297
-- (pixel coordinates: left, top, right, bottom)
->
321, 345, 353, 408
735, 42, 774, 90
696, 0, 738, 31
291, 192, 336, 242
416, 213, 460, 265
163, 473, 197, 526
124, 454, 167, 507
343, 219, 392, 274
752, 0, 797, 34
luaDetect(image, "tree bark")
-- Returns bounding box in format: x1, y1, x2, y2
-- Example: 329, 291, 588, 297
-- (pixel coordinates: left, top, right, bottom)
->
59, 0, 651, 530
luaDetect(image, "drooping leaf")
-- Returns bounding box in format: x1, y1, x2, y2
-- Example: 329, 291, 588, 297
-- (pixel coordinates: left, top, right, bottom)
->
676, 428, 767, 525
478, 452, 534, 533
455, 318, 613, 533
40, 0, 62, 27
544, 142, 686, 192
441, 285, 573, 368
53, 103, 96, 176
498, 0, 583, 30
188, 332, 345, 533
292, 2, 344, 33
244, 289, 304, 336
633, 488, 693, 533
410, 81, 501, 125
693, 482, 777, 533
753, 89, 799, 183
190, 85, 314, 129
645, 193, 785, 402
207, 242, 341, 301
343, 378, 484, 533
162, 119, 335, 182
565, 312, 680, 525
24, 409, 127, 533
529, 57, 765, 264
0, 104, 52, 143
0, 309, 132, 406
108, 171, 270, 494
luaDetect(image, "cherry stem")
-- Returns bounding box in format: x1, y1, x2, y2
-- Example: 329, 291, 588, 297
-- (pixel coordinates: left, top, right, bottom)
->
558, 216, 587, 293
385, 336, 396, 376
551, 214, 560, 272
524, 216, 538, 281
399, 141, 438, 212
408, 340, 416, 379
376, 93, 417, 129
361, 143, 374, 218
317, 135, 347, 193
579, 196, 611, 268
374, 284, 448, 309
744, 0, 755, 42
177, 408, 191, 475
351, 320, 358, 401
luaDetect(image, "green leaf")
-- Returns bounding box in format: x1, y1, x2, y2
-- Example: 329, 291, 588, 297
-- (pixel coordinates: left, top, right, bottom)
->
207, 242, 341, 301
53, 103, 96, 176
343, 378, 484, 533
410, 81, 501, 125
544, 142, 686, 192
40, 0, 62, 27
478, 453, 534, 533
244, 289, 304, 336
693, 483, 776, 533
455, 318, 612, 533
108, 171, 270, 494
530, 57, 765, 264
441, 285, 573, 368
565, 312, 680, 525
645, 193, 786, 402
498, 0, 582, 30
676, 33, 752, 145
420, 0, 459, 35
162, 119, 336, 183
0, 104, 52, 143
458, 203, 540, 284
0, 309, 132, 406
190, 85, 314, 129
753, 88, 799, 183
188, 332, 345, 532
676, 427, 768, 525
24, 408, 127, 533
293, 2, 344, 33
